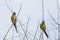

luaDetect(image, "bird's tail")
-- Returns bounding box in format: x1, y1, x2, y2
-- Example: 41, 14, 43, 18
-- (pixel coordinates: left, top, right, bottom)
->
44, 31, 48, 38
13, 24, 18, 33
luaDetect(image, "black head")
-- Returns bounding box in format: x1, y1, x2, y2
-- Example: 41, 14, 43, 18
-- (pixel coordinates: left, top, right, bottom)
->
42, 21, 45, 24
13, 12, 16, 15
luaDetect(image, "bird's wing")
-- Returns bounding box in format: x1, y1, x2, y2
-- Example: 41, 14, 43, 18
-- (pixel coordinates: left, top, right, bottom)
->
11, 16, 17, 24
40, 21, 46, 31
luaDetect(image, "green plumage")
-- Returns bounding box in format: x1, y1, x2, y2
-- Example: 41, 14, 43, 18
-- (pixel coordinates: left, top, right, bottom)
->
40, 21, 48, 38
11, 12, 18, 33
40, 21, 46, 31
11, 15, 16, 23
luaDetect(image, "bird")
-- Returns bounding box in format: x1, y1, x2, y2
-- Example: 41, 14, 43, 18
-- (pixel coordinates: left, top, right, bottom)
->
11, 12, 18, 33
40, 21, 48, 38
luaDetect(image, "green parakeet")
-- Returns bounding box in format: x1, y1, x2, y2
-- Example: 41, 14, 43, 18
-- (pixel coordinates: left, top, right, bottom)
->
40, 21, 48, 38
11, 12, 18, 33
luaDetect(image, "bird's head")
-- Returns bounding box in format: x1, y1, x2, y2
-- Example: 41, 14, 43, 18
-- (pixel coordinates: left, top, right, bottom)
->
42, 21, 45, 24
40, 21, 45, 26
13, 12, 16, 15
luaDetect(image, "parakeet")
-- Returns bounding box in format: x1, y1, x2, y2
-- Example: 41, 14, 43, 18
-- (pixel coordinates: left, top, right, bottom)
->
40, 21, 48, 38
11, 12, 18, 33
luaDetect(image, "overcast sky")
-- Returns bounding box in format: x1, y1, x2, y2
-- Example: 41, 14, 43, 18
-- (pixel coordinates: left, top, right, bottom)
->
0, 0, 60, 40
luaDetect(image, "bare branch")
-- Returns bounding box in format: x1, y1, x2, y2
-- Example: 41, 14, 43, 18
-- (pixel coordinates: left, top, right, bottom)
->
17, 19, 28, 40
3, 24, 13, 40
47, 10, 60, 26
5, 34, 23, 40
33, 21, 39, 40
5, 0, 13, 12
23, 16, 31, 40
42, 0, 44, 20
5, 30, 38, 40
17, 2, 22, 17
12, 27, 14, 40
39, 31, 41, 40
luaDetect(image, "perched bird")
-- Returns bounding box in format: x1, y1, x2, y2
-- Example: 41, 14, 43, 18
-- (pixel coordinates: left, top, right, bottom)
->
11, 12, 18, 33
40, 21, 48, 38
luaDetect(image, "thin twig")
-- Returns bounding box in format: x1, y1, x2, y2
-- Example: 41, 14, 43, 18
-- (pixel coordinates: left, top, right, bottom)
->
17, 3, 22, 17
39, 31, 41, 40
50, 23, 58, 30
17, 19, 28, 40
5, 34, 23, 40
42, 0, 44, 21
12, 27, 14, 40
4, 30, 38, 40
5, 0, 13, 12
3, 24, 13, 40
27, 31, 38, 40
39, 31, 43, 40
39, 0, 44, 40
48, 10, 60, 26
56, 0, 60, 40
41, 31, 43, 40
33, 21, 39, 40
23, 16, 31, 40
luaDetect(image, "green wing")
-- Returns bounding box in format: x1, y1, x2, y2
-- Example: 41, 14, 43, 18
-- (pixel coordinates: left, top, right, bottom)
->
11, 15, 16, 23
40, 21, 46, 31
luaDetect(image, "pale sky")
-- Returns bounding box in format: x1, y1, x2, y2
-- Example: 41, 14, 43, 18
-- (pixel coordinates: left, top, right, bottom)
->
0, 0, 59, 40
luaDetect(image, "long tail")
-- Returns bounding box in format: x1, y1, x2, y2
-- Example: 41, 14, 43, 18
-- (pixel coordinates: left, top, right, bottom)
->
44, 31, 48, 38
13, 24, 18, 33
